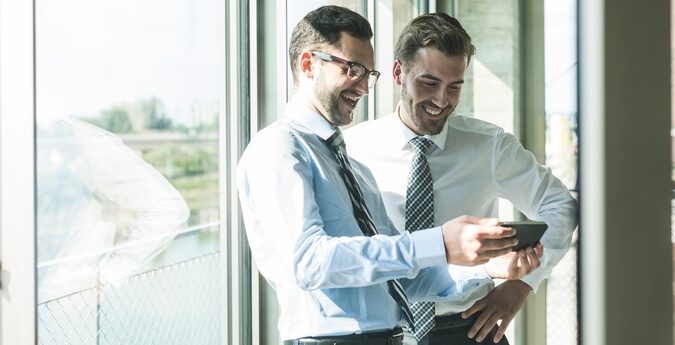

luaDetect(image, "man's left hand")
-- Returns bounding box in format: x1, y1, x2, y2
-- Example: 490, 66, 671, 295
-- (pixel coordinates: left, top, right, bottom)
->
483, 242, 543, 280
461, 280, 532, 343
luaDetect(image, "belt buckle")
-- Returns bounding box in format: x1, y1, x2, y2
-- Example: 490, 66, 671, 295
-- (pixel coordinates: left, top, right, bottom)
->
389, 330, 404, 345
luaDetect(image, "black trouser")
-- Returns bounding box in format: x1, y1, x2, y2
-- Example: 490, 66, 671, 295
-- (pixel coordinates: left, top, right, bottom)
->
425, 313, 509, 345
283, 328, 405, 345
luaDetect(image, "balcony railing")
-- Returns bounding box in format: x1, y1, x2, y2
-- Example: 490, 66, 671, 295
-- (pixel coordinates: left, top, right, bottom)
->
37, 251, 221, 345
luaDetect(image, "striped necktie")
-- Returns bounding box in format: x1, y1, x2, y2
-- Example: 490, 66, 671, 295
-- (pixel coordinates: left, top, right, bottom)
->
326, 129, 415, 332
406, 137, 435, 340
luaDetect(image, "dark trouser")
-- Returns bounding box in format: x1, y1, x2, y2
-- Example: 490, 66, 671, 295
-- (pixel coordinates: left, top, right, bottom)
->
420, 313, 510, 345
283, 328, 406, 345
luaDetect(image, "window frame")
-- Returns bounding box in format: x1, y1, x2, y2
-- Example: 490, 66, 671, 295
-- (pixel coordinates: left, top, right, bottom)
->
0, 0, 37, 343
224, 0, 254, 344
0, 0, 254, 344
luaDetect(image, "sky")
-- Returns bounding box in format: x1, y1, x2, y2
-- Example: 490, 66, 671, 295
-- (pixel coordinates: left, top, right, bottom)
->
544, 0, 578, 115
36, 0, 220, 125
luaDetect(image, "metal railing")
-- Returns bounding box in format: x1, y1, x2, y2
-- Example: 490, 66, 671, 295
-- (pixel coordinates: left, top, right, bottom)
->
37, 252, 221, 345
546, 234, 578, 345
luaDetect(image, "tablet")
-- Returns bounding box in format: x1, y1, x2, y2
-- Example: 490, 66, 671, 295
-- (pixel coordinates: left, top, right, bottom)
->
499, 221, 548, 252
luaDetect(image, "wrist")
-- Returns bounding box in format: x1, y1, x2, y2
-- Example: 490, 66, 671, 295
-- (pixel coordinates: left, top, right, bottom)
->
508, 279, 533, 292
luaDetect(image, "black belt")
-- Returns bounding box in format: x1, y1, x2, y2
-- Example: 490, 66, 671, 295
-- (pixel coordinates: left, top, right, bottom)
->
434, 312, 479, 331
283, 328, 404, 345
428, 312, 509, 345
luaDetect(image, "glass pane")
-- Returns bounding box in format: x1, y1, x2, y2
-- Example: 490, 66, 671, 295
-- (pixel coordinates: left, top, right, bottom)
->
35, 1, 222, 343
544, 1, 578, 345
455, 1, 517, 134
374, 0, 414, 120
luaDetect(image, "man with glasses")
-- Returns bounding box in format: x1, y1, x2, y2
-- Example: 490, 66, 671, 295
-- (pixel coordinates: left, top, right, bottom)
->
344, 13, 578, 345
237, 6, 543, 344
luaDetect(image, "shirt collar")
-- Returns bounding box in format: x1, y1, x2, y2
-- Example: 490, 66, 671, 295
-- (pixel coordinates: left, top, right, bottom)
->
283, 98, 338, 141
395, 102, 449, 151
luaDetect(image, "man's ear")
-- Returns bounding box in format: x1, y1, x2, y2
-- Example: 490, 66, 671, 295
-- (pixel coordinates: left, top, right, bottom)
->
393, 60, 404, 86
299, 51, 314, 79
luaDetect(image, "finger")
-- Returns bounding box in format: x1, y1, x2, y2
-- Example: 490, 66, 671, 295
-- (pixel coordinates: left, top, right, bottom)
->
475, 314, 501, 343
477, 217, 500, 226
494, 317, 513, 342
508, 251, 521, 278
479, 247, 515, 261
462, 300, 486, 319
478, 237, 518, 251
467, 310, 490, 339
518, 249, 531, 274
526, 247, 540, 270
535, 242, 544, 257
474, 225, 517, 239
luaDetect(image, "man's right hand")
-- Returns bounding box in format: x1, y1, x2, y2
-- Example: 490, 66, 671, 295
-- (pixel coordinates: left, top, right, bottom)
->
441, 216, 517, 266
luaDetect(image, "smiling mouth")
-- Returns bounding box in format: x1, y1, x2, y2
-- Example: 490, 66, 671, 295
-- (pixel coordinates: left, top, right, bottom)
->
422, 105, 443, 116
341, 93, 361, 108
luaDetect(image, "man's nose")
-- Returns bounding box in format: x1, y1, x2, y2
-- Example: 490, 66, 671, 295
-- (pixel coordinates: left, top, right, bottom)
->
432, 88, 449, 108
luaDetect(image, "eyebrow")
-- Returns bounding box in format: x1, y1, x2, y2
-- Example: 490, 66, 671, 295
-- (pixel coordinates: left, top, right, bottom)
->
418, 74, 465, 84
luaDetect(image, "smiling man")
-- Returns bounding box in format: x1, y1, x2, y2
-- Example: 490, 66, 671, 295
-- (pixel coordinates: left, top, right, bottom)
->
345, 12, 578, 345
237, 6, 544, 345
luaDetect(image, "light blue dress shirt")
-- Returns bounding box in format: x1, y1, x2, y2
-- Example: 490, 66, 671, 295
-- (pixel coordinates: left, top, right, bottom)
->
344, 105, 578, 315
236, 100, 491, 340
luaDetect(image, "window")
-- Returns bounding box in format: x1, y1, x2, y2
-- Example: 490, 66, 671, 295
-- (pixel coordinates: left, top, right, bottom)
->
35, 1, 225, 343
544, 1, 579, 345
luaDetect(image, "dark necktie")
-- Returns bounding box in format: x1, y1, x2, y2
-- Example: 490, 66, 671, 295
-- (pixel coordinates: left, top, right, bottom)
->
326, 129, 415, 332
406, 136, 435, 340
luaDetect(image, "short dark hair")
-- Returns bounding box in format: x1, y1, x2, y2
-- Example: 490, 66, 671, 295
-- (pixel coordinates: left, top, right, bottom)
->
394, 12, 475, 72
288, 6, 373, 88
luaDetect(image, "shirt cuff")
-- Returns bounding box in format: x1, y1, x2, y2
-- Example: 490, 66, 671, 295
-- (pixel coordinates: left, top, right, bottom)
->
410, 226, 447, 268
448, 263, 491, 280
520, 271, 542, 292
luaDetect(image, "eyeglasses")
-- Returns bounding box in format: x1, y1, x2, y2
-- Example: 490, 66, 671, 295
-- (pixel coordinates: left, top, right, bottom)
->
310, 51, 380, 88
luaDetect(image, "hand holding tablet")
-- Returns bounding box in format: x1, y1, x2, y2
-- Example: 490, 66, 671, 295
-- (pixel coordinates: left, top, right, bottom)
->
499, 221, 548, 251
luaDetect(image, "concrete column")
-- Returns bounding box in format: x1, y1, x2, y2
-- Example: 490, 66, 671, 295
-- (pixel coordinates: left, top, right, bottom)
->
579, 1, 672, 344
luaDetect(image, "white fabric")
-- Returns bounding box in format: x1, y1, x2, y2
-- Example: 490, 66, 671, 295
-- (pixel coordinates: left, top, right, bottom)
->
344, 105, 578, 315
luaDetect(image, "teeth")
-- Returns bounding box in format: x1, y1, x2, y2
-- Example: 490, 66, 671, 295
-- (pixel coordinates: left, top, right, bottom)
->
341, 94, 360, 107
342, 94, 360, 102
423, 105, 442, 115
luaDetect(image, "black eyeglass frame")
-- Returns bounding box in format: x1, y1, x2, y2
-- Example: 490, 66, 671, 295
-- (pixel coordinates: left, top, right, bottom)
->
310, 51, 380, 88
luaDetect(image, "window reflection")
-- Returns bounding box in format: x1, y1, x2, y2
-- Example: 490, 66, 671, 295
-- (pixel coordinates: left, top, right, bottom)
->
37, 118, 190, 301
36, 1, 222, 343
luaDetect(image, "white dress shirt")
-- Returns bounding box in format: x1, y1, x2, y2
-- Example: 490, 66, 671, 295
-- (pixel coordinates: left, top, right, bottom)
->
344, 106, 578, 315
236, 100, 492, 340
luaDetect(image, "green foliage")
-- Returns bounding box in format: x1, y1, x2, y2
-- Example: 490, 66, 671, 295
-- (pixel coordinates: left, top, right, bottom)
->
142, 144, 219, 178
142, 145, 220, 227
80, 105, 133, 133
79, 97, 174, 133
141, 97, 173, 130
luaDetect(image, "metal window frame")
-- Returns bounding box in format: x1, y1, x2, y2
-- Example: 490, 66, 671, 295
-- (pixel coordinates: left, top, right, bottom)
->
222, 0, 253, 344
0, 0, 37, 344
515, 1, 548, 345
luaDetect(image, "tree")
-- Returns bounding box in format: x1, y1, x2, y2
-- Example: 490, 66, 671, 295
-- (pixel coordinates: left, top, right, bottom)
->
141, 97, 172, 130
80, 106, 132, 133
